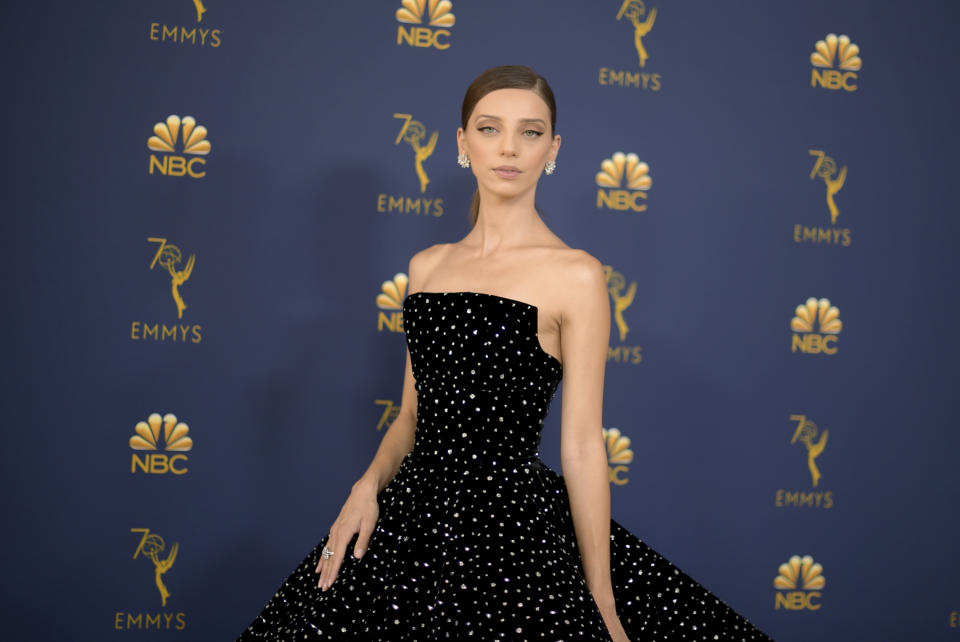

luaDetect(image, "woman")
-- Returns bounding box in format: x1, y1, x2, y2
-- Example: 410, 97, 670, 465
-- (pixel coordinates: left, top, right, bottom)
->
238, 65, 772, 642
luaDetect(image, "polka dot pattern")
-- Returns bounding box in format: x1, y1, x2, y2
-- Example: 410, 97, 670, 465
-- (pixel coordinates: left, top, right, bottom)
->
238, 292, 773, 641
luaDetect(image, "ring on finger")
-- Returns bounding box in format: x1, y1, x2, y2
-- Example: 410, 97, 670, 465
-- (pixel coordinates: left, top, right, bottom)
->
322, 545, 334, 560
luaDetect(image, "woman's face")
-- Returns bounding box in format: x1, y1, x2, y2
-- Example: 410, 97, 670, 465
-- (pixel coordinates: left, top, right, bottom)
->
457, 88, 561, 202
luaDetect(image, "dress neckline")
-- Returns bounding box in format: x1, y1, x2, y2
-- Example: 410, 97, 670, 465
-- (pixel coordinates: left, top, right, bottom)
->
403, 290, 562, 368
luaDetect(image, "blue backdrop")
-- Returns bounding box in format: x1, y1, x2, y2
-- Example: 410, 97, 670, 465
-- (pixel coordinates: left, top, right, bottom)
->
3, 1, 959, 640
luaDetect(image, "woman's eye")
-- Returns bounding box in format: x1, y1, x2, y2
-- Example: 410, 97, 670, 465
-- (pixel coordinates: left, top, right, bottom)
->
478, 125, 497, 133
523, 129, 544, 137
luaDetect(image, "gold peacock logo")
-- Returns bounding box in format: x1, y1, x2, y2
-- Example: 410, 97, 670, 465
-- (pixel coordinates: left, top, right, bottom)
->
130, 413, 194, 453
396, 0, 455, 49
810, 33, 862, 71
775, 555, 826, 591
148, 115, 211, 155
147, 115, 211, 178
129, 413, 193, 475
810, 33, 861, 91
774, 554, 825, 610
603, 427, 634, 485
396, 0, 455, 27
791, 298, 842, 334
596, 152, 652, 212
377, 273, 409, 333
791, 297, 841, 355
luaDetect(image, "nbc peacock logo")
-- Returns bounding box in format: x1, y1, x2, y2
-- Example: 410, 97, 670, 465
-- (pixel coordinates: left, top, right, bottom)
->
603, 427, 634, 485
596, 152, 652, 212
129, 413, 194, 475
791, 297, 842, 355
376, 273, 409, 333
810, 33, 861, 92
774, 555, 825, 610
396, 0, 455, 50
147, 115, 211, 179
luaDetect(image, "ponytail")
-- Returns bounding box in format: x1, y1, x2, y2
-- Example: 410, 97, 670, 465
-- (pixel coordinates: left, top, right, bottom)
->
470, 189, 480, 227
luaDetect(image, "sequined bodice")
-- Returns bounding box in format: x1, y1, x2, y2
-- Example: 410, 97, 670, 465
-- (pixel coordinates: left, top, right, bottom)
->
402, 291, 563, 465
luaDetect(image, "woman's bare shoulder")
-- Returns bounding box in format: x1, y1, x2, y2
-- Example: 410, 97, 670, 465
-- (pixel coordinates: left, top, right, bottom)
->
544, 247, 607, 307
408, 243, 453, 290
553, 246, 605, 280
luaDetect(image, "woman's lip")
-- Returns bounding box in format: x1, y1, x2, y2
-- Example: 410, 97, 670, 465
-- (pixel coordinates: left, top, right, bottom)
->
493, 167, 522, 178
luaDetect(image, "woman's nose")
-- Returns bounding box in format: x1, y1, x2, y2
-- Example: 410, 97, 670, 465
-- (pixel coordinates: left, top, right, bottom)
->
500, 134, 519, 157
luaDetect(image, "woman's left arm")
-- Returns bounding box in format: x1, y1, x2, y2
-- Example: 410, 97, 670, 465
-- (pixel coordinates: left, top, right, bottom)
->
557, 253, 616, 611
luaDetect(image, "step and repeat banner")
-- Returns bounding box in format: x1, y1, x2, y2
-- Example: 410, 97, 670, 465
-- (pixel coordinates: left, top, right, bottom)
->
4, 1, 958, 640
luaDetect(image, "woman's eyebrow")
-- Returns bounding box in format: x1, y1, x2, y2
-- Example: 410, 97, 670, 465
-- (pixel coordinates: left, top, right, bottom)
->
475, 114, 546, 126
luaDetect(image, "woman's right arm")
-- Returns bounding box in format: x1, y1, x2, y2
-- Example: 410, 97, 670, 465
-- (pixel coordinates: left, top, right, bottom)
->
316, 249, 431, 590
352, 343, 418, 495
353, 247, 430, 495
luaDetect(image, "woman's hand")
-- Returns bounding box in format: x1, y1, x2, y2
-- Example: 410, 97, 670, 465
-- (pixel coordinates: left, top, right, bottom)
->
315, 477, 380, 590
596, 596, 631, 642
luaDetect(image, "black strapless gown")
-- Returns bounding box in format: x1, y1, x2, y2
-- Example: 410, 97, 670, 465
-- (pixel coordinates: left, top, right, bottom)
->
238, 291, 773, 641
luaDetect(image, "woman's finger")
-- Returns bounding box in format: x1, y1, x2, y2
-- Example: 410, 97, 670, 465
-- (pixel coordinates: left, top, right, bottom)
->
318, 529, 342, 588
314, 535, 331, 574
319, 528, 352, 591
353, 518, 375, 558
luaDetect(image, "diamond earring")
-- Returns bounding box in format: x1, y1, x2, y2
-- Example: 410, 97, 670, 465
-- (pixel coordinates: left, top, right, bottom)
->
544, 160, 556, 175
457, 152, 471, 168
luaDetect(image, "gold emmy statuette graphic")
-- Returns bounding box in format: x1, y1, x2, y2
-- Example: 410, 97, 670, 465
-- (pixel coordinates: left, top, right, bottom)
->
808, 150, 846, 224
605, 266, 637, 342
148, 238, 195, 319
790, 414, 828, 487
375, 400, 402, 431
617, 0, 657, 68
394, 114, 438, 193
193, 0, 207, 23
131, 528, 179, 607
